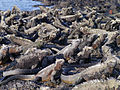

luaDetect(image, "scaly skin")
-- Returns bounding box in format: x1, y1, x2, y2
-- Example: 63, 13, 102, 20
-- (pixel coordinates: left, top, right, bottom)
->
25, 24, 42, 35
5, 35, 48, 53
0, 75, 36, 85
35, 59, 64, 82
57, 39, 80, 62
61, 56, 117, 85
0, 49, 51, 71
11, 49, 51, 69
0, 59, 64, 85
6, 35, 33, 46
37, 23, 60, 41
3, 68, 40, 77
72, 78, 120, 90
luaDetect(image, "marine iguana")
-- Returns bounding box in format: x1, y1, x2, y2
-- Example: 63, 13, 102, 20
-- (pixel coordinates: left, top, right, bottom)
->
0, 59, 64, 85
11, 49, 52, 69
56, 39, 80, 63
61, 55, 117, 85
5, 34, 48, 53
5, 35, 33, 46
72, 78, 120, 90
40, 39, 81, 65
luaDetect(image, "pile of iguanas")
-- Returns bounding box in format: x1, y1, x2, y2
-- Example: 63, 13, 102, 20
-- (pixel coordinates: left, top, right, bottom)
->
0, 2, 120, 90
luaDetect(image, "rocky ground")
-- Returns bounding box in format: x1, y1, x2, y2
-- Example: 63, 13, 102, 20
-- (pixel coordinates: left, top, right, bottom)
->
0, 0, 120, 90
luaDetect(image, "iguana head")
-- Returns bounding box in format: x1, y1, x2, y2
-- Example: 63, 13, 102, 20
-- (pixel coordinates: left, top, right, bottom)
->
54, 59, 65, 71
71, 39, 80, 47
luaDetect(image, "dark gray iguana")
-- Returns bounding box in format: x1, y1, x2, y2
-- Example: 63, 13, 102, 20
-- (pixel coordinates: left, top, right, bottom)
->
61, 55, 117, 85
11, 49, 52, 69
